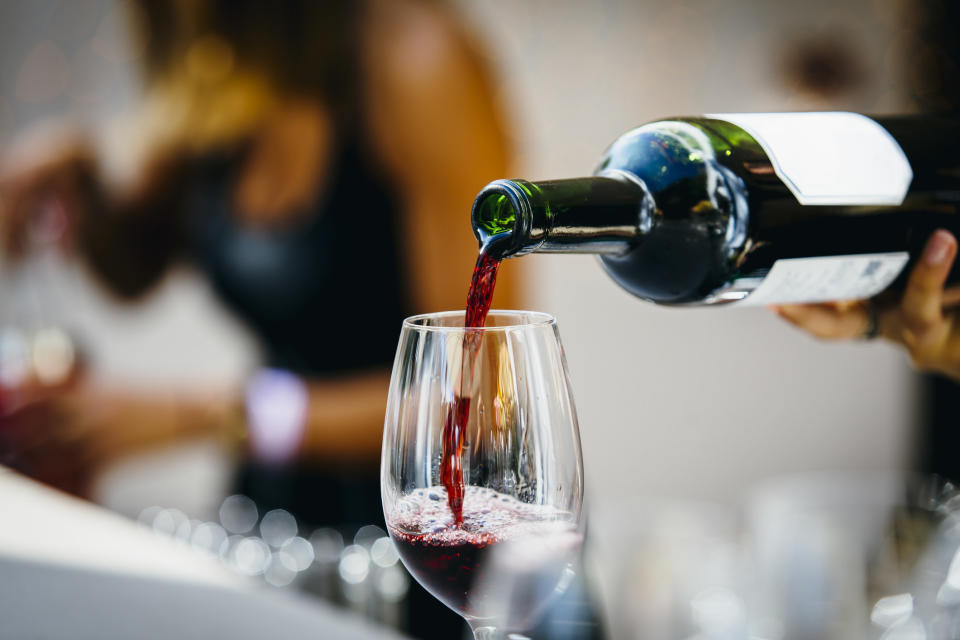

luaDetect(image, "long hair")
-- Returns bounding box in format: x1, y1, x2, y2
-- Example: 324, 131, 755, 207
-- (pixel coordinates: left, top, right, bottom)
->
122, 0, 360, 151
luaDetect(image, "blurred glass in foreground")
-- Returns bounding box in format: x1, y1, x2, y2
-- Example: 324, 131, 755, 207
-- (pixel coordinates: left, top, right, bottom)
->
590, 474, 960, 640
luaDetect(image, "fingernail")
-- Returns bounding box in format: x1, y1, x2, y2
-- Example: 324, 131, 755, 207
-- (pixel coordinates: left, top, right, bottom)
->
924, 230, 955, 265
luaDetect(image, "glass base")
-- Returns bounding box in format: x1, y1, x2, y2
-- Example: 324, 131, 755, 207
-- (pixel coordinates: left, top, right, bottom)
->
470, 626, 531, 640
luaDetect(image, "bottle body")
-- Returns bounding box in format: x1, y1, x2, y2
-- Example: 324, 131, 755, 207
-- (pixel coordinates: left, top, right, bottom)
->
472, 113, 960, 305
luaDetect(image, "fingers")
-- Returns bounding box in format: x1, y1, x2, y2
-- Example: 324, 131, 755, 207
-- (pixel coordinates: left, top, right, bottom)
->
770, 231, 960, 381
1, 164, 62, 257
773, 302, 871, 340
0, 134, 93, 258
0, 176, 34, 257
900, 230, 957, 340
942, 285, 960, 308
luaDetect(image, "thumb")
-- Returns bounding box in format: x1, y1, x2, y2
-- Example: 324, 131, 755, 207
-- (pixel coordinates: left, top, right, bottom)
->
900, 230, 957, 337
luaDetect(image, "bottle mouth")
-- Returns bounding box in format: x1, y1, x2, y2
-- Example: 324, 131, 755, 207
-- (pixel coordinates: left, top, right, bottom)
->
471, 179, 534, 258
474, 192, 516, 236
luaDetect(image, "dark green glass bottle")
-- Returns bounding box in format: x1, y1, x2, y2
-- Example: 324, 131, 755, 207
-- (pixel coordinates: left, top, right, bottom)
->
472, 113, 960, 305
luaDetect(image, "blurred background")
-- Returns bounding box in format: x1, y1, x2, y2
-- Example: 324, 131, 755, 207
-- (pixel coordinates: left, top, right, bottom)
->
0, 0, 957, 638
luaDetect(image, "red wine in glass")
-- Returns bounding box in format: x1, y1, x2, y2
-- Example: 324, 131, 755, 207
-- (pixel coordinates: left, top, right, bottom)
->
389, 486, 579, 620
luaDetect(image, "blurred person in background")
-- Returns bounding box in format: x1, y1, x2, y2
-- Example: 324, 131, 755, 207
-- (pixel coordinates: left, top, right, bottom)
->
1, 0, 515, 501
0, 1, 515, 636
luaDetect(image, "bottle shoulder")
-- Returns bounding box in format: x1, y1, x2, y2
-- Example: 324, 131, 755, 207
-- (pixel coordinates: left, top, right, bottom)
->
597, 117, 773, 194
592, 119, 765, 303
598, 118, 754, 245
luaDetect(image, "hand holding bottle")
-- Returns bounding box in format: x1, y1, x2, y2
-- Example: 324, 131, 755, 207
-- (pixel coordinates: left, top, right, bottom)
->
774, 230, 960, 381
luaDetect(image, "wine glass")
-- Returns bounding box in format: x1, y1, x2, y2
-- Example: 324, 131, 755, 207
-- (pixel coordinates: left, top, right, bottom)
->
381, 310, 584, 639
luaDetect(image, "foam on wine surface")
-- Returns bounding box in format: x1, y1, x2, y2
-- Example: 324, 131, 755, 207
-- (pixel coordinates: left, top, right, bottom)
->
391, 486, 569, 540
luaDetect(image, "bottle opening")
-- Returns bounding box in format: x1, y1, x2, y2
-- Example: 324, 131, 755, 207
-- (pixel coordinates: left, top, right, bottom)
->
471, 179, 537, 258
475, 193, 517, 238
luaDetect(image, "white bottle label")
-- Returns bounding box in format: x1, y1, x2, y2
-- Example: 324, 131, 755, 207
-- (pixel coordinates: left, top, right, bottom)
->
739, 252, 910, 306
707, 112, 913, 206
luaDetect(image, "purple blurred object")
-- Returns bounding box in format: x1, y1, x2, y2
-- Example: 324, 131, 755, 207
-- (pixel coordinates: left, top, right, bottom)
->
244, 368, 309, 464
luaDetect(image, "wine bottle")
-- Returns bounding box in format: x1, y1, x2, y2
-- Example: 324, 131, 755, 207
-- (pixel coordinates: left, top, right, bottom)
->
471, 113, 960, 305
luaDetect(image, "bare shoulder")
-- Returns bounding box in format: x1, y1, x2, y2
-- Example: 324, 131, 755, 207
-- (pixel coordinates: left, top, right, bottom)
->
362, 0, 482, 87
360, 0, 516, 312
360, 0, 510, 183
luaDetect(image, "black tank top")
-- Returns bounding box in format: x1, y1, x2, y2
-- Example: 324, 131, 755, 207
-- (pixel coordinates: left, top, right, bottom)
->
182, 128, 410, 531
186, 135, 411, 377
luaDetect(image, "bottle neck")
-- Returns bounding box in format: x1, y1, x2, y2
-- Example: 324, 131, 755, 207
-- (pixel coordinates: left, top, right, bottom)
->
471, 175, 650, 259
